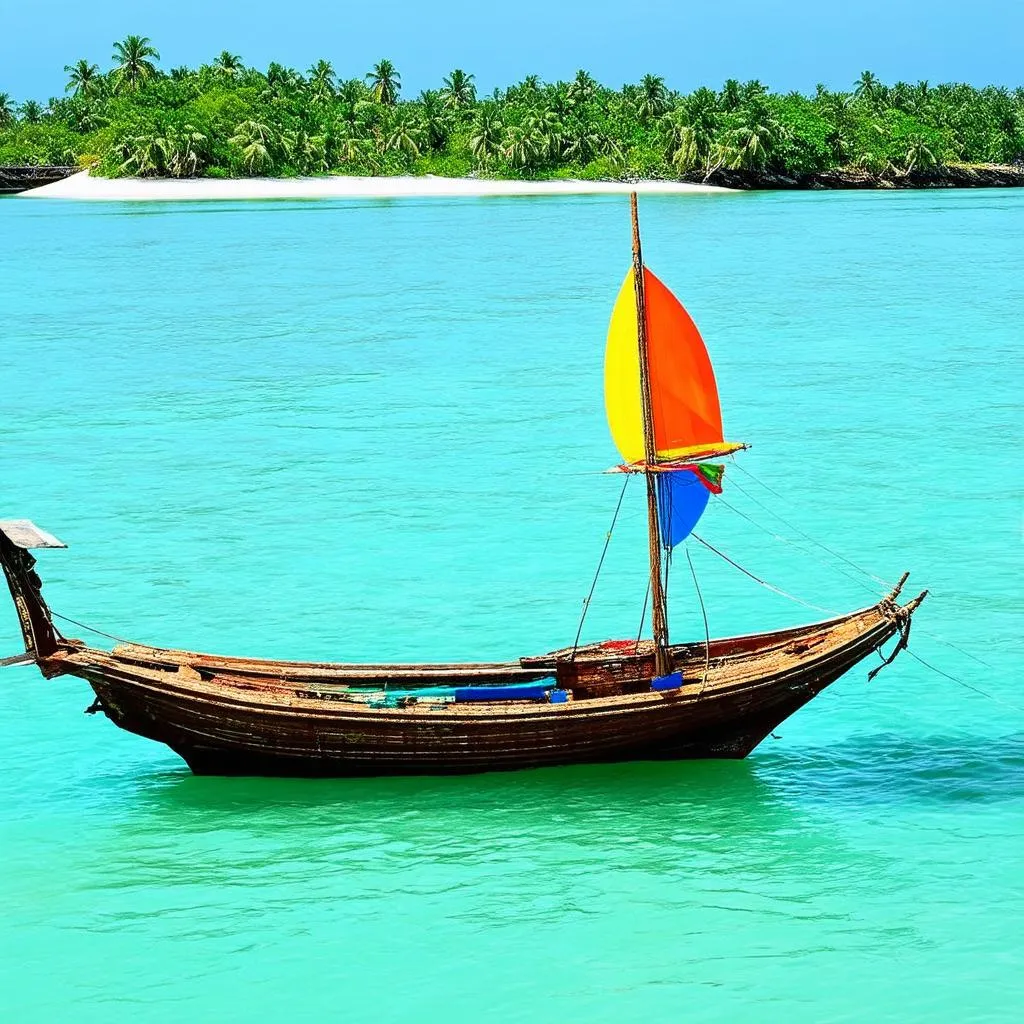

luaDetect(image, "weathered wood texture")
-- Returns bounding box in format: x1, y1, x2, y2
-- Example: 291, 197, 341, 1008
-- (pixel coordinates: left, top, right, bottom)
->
57, 596, 918, 776
0, 519, 924, 775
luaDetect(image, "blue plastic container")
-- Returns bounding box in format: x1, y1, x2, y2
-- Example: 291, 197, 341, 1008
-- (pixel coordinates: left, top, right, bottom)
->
651, 672, 684, 692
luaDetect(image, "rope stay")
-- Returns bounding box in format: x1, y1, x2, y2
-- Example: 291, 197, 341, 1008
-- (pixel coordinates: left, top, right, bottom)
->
712, 490, 886, 600
689, 533, 839, 615
634, 578, 651, 656
52, 611, 136, 646
728, 462, 896, 588
685, 544, 711, 694
571, 475, 630, 660
724, 460, 994, 670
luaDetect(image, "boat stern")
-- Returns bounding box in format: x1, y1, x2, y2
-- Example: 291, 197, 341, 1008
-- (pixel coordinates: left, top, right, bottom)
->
0, 519, 75, 675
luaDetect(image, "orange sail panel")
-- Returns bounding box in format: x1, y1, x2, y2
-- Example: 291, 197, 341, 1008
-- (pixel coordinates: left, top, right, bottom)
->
605, 268, 738, 464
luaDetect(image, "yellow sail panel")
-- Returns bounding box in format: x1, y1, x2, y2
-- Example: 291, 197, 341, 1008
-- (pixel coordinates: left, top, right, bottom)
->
604, 271, 646, 464
605, 266, 738, 464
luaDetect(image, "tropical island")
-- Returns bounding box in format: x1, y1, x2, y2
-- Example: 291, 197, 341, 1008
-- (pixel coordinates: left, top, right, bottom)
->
1, 35, 1022, 191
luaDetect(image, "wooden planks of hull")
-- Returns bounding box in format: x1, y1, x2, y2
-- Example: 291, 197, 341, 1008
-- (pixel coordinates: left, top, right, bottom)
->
0, 520, 925, 778
56, 595, 917, 777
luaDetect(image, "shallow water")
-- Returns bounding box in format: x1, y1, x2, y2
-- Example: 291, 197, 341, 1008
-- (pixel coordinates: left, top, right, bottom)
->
1, 189, 1021, 1021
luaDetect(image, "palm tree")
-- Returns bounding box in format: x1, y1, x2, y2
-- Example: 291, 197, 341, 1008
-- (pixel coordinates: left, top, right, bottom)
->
502, 123, 544, 169
291, 130, 328, 173
525, 108, 562, 159
903, 134, 937, 175
418, 90, 451, 150
230, 120, 278, 174
470, 105, 503, 167
64, 59, 101, 96
854, 70, 883, 104
214, 52, 243, 78
636, 75, 671, 120
338, 78, 368, 107
725, 110, 786, 171
0, 93, 15, 128
661, 110, 700, 173
913, 80, 931, 113
308, 60, 336, 103
669, 125, 700, 173
684, 88, 721, 137
170, 66, 192, 81
118, 132, 169, 175
19, 100, 44, 124
720, 79, 742, 111
441, 69, 476, 110
266, 63, 289, 89
366, 60, 400, 105
264, 63, 304, 101
741, 79, 768, 103
567, 69, 596, 106
333, 128, 371, 165
162, 125, 209, 176
111, 35, 161, 92
562, 123, 604, 163
386, 113, 424, 158
67, 100, 108, 133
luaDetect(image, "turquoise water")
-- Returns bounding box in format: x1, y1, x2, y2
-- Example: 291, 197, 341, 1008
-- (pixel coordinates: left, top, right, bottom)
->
1, 189, 1021, 1021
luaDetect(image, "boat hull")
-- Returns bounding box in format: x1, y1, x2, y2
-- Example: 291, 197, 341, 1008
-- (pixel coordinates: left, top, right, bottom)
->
71, 608, 896, 777
1, 524, 924, 778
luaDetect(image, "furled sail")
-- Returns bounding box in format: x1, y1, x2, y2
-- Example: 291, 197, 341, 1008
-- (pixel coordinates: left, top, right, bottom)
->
605, 268, 742, 466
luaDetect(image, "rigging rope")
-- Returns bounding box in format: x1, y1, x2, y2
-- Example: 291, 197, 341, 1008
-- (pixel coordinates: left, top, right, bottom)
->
52, 611, 137, 646
691, 533, 1019, 714
692, 521, 1016, 713
570, 475, 630, 660
728, 462, 895, 588
634, 578, 651, 656
685, 544, 711, 693
712, 491, 885, 600
689, 533, 840, 615
725, 461, 994, 670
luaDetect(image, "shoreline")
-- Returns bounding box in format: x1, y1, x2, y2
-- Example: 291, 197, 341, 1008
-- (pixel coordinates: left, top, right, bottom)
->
15, 163, 1023, 203
20, 172, 734, 202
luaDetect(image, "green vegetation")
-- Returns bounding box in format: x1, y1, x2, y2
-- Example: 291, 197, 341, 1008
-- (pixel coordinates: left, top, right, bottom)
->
1, 39, 1022, 181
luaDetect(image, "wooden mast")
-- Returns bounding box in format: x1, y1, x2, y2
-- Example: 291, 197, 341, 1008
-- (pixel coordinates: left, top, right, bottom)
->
630, 192, 671, 677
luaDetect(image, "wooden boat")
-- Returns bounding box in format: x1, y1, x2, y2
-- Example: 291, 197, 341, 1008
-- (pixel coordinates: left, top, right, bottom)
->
0, 196, 925, 777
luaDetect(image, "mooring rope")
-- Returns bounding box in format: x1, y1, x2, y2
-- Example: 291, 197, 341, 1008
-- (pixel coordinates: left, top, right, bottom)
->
570, 475, 630, 660
905, 648, 1024, 714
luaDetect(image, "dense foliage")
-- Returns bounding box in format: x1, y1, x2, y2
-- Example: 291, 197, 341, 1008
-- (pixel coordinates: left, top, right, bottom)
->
1, 42, 1022, 180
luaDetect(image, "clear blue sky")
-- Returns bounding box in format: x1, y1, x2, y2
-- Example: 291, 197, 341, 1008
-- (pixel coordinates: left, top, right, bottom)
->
3, 0, 1021, 102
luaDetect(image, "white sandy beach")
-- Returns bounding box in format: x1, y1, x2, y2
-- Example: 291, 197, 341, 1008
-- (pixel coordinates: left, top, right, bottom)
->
22, 170, 732, 201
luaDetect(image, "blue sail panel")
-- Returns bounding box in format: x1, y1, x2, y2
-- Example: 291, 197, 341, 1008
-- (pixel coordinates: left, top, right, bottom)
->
655, 470, 711, 548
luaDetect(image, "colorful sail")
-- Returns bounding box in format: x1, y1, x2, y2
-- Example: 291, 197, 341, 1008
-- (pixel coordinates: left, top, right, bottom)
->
655, 465, 724, 548
605, 268, 742, 466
